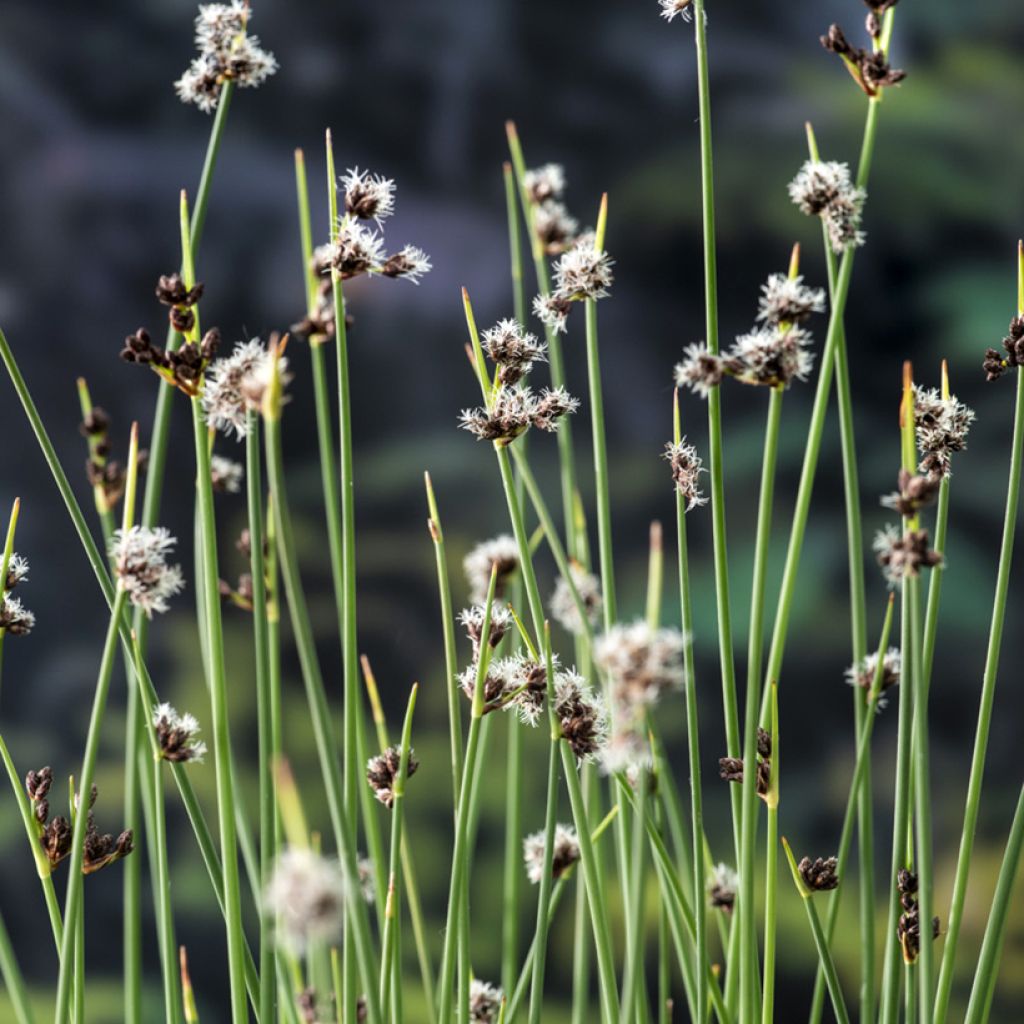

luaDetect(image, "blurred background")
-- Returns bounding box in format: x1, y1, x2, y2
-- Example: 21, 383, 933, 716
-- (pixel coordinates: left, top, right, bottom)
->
1, 0, 1023, 1019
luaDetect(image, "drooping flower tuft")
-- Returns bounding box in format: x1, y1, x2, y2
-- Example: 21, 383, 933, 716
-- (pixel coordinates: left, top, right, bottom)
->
110, 526, 185, 617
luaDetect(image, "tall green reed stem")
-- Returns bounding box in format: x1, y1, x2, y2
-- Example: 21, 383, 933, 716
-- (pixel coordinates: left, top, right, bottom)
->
760, 11, 896, 720
935, 245, 1024, 1024
180, 191, 248, 1024
673, 391, 707, 1024
262, 345, 382, 1024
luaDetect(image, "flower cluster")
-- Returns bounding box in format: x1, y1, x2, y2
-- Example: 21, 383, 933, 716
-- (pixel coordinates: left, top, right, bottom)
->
657, 0, 693, 23
459, 385, 579, 446
481, 319, 548, 387
458, 604, 513, 660
709, 863, 739, 913
719, 728, 772, 800
366, 745, 419, 809
846, 647, 901, 706
522, 163, 580, 256
320, 169, 431, 286
983, 315, 1024, 382
264, 847, 347, 953
554, 669, 609, 764
523, 822, 581, 884
663, 439, 708, 511
152, 703, 207, 763
463, 534, 521, 605
788, 160, 867, 254
873, 524, 942, 587
913, 385, 974, 478
110, 526, 185, 618
896, 868, 940, 964
549, 562, 603, 637
457, 652, 550, 725
880, 468, 941, 517
469, 979, 504, 1023
676, 271, 823, 398
820, 22, 906, 99
83, 807, 135, 875
210, 454, 244, 493
595, 621, 684, 774
798, 854, 840, 893
202, 339, 286, 439
175, 2, 277, 114
80, 407, 144, 514
533, 240, 614, 335
27, 768, 70, 870
121, 325, 222, 398
0, 550, 34, 637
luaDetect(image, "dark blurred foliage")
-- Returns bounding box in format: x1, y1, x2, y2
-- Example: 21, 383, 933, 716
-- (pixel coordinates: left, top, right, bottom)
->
1, 0, 1024, 1019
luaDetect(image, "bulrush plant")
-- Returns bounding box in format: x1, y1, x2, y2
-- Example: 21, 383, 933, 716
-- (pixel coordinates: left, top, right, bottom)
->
1, 2, 1024, 1023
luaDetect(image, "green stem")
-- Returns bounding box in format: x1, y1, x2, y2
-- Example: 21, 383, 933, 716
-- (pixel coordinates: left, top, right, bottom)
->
505, 123, 581, 561
379, 685, 418, 1022
935, 367, 1024, 1024
246, 413, 276, 1024
963, 782, 1024, 1024
53, 590, 127, 1024
762, 685, 780, 1024
691, 0, 742, 870
782, 840, 851, 1024
527, 630, 561, 1024
674, 395, 707, 1024
263, 387, 382, 1024
188, 384, 247, 1023
808, 596, 895, 1022
739, 388, 782, 1022
0, 907, 35, 1024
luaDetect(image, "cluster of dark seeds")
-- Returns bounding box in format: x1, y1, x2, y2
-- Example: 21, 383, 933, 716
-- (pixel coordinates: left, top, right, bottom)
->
896, 868, 940, 963
719, 727, 772, 800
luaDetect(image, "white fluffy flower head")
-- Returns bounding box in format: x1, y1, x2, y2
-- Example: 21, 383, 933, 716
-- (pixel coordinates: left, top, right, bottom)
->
110, 526, 184, 617
152, 703, 207, 763
264, 847, 347, 953
341, 167, 396, 225
523, 823, 581, 884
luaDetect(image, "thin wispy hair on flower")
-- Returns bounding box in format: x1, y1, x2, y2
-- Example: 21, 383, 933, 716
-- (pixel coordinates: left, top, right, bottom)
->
552, 242, 614, 301
674, 341, 724, 398
210, 454, 243, 493
709, 863, 739, 913
845, 647, 901, 708
873, 523, 943, 588
4, 552, 29, 589
481, 319, 548, 386
110, 526, 185, 617
553, 668, 609, 764
458, 385, 578, 445
728, 324, 816, 389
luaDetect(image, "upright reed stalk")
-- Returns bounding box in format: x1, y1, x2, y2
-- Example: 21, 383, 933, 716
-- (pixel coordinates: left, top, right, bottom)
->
934, 244, 1024, 1024
673, 391, 706, 1024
